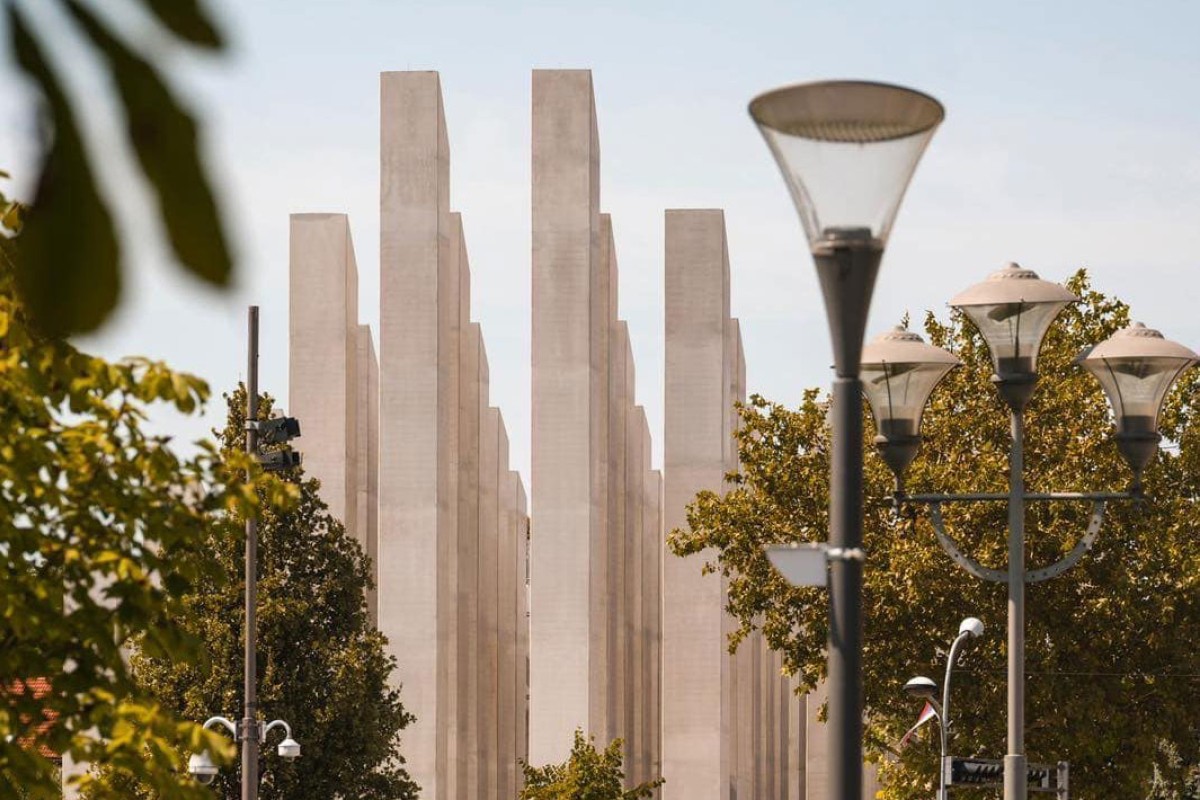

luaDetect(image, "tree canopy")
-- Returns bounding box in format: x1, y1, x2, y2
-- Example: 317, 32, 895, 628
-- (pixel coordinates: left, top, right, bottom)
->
520, 729, 663, 800
89, 386, 416, 800
669, 272, 1200, 798
0, 184, 277, 799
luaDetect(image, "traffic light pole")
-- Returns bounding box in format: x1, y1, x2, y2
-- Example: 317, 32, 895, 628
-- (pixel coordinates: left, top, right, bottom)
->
242, 306, 261, 800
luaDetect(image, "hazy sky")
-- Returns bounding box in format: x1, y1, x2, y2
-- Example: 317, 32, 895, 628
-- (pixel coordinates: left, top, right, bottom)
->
3, 0, 1200, 485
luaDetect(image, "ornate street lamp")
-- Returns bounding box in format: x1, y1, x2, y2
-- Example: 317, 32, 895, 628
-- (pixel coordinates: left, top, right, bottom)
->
861, 326, 959, 488
750, 80, 944, 800
888, 266, 1196, 800
949, 263, 1078, 409
1077, 322, 1199, 488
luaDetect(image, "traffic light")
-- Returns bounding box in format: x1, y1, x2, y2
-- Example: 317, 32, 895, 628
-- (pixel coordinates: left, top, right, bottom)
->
250, 415, 301, 472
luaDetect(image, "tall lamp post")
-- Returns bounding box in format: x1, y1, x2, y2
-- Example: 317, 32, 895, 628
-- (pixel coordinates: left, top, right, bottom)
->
749, 80, 944, 799
188, 307, 303, 797
864, 271, 1199, 800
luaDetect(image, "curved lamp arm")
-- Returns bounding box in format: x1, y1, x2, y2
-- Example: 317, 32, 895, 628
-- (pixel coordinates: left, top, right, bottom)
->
941, 631, 970, 743
202, 716, 238, 740
262, 719, 293, 743
929, 501, 1107, 584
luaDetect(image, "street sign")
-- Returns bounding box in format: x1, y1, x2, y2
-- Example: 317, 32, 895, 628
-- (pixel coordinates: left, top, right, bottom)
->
946, 757, 1069, 797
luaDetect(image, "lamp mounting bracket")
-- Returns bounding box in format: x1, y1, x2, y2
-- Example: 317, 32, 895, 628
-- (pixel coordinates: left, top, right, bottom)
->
925, 500, 1107, 584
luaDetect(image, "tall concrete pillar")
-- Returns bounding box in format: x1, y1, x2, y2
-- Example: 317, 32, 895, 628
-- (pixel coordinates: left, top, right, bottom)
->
288, 212, 360, 539
626, 403, 646, 784
355, 325, 379, 626
788, 677, 806, 800
479, 405, 501, 800
530, 68, 606, 764
379, 70, 459, 799
662, 209, 734, 800
607, 324, 629, 753
516, 482, 530, 787
775, 655, 790, 799
499, 469, 522, 800
805, 686, 829, 800
644, 467, 663, 786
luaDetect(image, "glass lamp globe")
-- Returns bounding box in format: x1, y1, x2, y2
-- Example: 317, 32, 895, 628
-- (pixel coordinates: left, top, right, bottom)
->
748, 80, 945, 248
861, 327, 959, 482
949, 263, 1077, 408
749, 80, 944, 376
1077, 322, 1198, 482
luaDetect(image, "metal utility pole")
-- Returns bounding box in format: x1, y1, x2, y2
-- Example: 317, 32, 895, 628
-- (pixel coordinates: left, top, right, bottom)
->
243, 305, 261, 800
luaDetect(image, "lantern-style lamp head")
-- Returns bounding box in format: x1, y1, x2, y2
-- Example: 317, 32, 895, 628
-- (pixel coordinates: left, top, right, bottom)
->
861, 327, 959, 484
749, 81, 944, 377
949, 263, 1077, 410
1077, 322, 1198, 485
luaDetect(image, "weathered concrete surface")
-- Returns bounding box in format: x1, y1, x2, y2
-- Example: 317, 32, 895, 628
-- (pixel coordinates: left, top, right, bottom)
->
530, 68, 605, 764
662, 209, 734, 800
516, 481, 530, 788
355, 325, 379, 626
378, 71, 457, 799
478, 405, 500, 800
289, 213, 359, 538
499, 469, 521, 800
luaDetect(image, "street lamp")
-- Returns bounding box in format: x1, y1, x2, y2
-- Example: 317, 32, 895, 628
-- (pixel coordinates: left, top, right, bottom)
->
750, 79, 944, 800
888, 267, 1196, 800
188, 307, 301, 798
901, 617, 985, 800
1077, 322, 1200, 489
861, 326, 959, 489
188, 716, 301, 786
949, 263, 1078, 409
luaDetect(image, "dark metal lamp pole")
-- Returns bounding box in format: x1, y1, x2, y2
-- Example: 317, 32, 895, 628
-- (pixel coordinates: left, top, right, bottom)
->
749, 80, 944, 800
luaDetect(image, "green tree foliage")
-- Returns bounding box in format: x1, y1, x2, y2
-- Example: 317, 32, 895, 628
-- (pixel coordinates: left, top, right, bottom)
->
0, 182, 278, 798
520, 729, 663, 800
4, 0, 232, 336
89, 386, 417, 799
669, 272, 1200, 799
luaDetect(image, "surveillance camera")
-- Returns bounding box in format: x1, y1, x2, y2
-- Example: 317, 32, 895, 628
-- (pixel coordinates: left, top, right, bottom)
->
278, 737, 301, 760
188, 752, 219, 785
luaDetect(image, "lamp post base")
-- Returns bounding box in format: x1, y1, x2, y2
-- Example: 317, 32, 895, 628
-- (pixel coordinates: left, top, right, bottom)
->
1004, 753, 1027, 800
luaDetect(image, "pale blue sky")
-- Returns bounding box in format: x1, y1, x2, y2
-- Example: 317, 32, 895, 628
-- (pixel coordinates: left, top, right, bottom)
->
3, 0, 1200, 483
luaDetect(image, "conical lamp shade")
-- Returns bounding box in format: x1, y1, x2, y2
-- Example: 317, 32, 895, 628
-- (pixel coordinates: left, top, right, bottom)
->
749, 80, 944, 248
